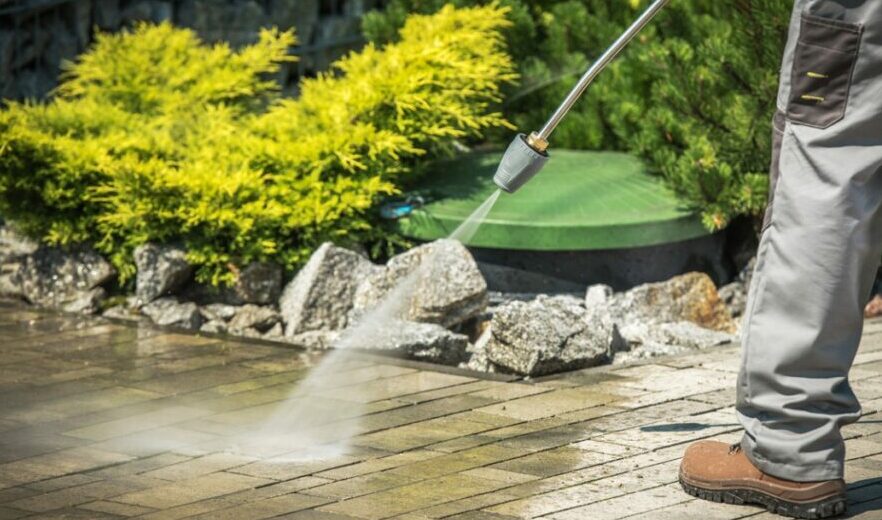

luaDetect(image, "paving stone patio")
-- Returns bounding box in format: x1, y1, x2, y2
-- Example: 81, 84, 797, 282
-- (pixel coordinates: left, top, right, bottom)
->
0, 299, 881, 519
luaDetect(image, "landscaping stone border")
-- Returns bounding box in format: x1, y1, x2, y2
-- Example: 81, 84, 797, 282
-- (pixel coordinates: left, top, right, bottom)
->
0, 224, 747, 377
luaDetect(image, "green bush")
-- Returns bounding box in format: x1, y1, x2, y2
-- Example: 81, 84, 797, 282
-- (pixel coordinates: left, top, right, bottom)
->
0, 5, 515, 285
364, 0, 792, 229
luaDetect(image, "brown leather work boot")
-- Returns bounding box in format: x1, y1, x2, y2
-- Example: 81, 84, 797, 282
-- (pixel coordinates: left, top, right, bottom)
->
679, 441, 847, 519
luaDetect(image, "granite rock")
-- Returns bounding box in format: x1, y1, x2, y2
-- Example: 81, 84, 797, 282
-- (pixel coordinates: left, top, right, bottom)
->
866, 294, 882, 319
285, 330, 340, 350
585, 284, 614, 308
0, 225, 37, 263
340, 319, 469, 365
234, 262, 282, 305
486, 295, 624, 377
352, 239, 487, 328
719, 257, 756, 320
62, 287, 107, 315
228, 304, 281, 333
618, 320, 736, 352
18, 246, 115, 312
606, 272, 736, 333
613, 321, 735, 364
200, 320, 228, 334
461, 326, 497, 373
141, 297, 202, 330
134, 243, 192, 306
103, 304, 143, 322
200, 303, 237, 322
279, 242, 374, 336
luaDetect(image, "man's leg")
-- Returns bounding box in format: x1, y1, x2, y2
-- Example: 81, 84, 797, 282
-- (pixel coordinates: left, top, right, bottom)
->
681, 1, 882, 518
738, 0, 882, 483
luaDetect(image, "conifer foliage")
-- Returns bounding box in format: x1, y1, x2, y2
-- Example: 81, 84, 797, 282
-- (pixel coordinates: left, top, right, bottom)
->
365, 0, 792, 229
0, 5, 515, 285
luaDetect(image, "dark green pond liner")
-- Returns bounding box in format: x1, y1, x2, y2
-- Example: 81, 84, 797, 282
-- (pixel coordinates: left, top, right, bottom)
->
396, 150, 709, 250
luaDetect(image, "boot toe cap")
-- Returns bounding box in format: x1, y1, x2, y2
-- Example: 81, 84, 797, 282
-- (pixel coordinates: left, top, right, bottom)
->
680, 440, 744, 482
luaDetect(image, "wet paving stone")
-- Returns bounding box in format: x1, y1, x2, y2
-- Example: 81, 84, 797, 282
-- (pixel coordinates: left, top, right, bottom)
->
1, 302, 881, 519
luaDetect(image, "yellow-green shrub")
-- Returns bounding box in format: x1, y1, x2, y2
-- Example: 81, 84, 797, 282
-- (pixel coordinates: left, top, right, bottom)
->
0, 4, 515, 285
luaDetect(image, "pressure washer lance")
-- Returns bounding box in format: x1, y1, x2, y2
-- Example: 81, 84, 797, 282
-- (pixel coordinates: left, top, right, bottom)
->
493, 0, 670, 194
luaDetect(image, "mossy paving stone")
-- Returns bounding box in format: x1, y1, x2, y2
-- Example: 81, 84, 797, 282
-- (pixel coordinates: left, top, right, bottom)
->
352, 395, 501, 438
15, 324, 145, 352
9, 476, 164, 513
301, 471, 420, 500
3, 305, 882, 519
489, 445, 619, 478
0, 431, 87, 464
315, 450, 443, 481
476, 387, 623, 422
0, 446, 135, 482
111, 472, 273, 509
393, 380, 499, 405
446, 513, 521, 520
427, 405, 623, 455
415, 490, 527, 519
0, 308, 43, 324
316, 372, 476, 405
3, 386, 163, 425
84, 453, 193, 479
351, 415, 506, 454
78, 500, 157, 517
317, 472, 510, 519
494, 421, 606, 452
0, 319, 99, 343
16, 507, 119, 519
275, 510, 375, 520
183, 493, 332, 520
428, 434, 500, 454
0, 485, 42, 504
387, 444, 529, 480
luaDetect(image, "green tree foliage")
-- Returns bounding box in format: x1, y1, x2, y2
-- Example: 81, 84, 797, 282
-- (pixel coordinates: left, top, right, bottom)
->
364, 0, 792, 229
0, 5, 515, 285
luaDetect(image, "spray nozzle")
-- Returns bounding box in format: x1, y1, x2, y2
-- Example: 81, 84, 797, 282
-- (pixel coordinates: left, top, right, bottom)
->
492, 132, 550, 194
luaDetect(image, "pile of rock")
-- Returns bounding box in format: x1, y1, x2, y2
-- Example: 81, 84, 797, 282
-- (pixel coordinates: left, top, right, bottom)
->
717, 257, 755, 320
110, 242, 286, 339
1, 227, 114, 315
0, 223, 741, 376
467, 272, 737, 376
279, 239, 485, 365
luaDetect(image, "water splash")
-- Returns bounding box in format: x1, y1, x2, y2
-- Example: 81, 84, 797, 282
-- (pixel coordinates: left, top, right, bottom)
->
240, 268, 425, 462
449, 189, 501, 244
334, 270, 422, 351
245, 188, 504, 462
235, 347, 365, 461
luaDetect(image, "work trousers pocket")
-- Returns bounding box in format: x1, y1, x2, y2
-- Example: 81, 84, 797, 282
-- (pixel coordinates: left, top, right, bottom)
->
762, 111, 786, 232
787, 13, 862, 129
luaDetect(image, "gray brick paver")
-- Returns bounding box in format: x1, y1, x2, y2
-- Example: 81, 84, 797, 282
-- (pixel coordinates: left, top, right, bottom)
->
0, 505, 30, 519
0, 305, 881, 519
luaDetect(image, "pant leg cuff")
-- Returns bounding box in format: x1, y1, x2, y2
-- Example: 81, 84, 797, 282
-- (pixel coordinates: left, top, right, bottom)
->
740, 436, 843, 482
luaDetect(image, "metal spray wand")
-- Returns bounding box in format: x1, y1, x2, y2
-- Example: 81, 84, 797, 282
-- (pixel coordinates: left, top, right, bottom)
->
493, 0, 670, 193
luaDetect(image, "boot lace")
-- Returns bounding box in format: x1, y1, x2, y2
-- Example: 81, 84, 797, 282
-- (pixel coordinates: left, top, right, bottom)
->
728, 442, 742, 455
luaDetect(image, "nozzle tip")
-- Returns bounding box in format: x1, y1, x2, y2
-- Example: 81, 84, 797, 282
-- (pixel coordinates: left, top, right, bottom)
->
492, 134, 549, 194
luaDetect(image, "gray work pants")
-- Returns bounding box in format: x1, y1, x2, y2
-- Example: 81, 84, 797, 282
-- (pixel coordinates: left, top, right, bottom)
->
737, 0, 882, 482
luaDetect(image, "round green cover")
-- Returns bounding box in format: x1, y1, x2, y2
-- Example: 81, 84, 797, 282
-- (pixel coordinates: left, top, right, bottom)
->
396, 150, 709, 250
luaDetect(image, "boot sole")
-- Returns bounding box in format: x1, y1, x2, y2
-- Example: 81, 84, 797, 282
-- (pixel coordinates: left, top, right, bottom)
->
679, 476, 846, 519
